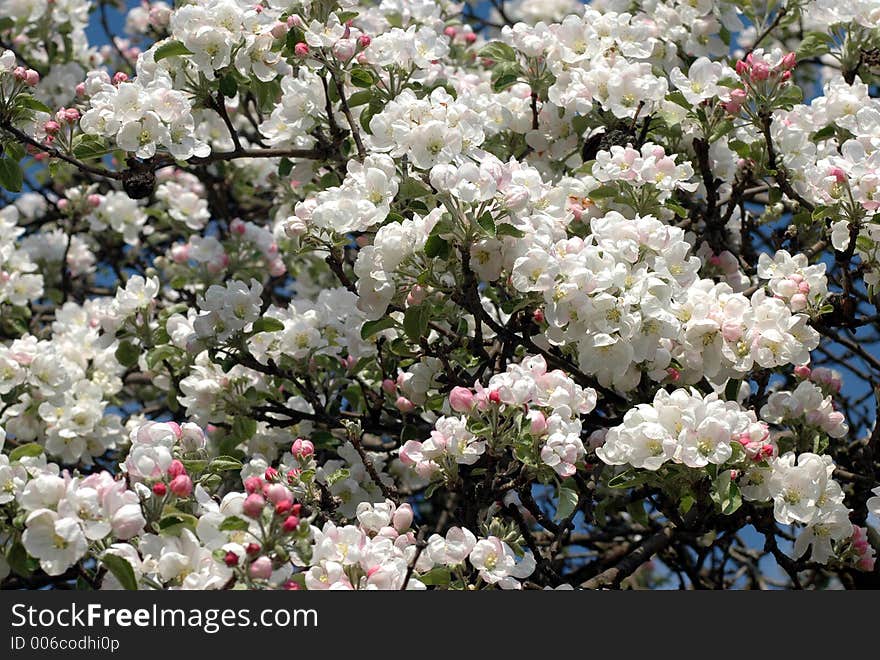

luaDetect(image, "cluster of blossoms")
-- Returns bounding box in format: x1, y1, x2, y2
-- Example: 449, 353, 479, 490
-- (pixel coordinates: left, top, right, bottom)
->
401, 356, 597, 479
591, 142, 698, 203
304, 504, 534, 590
596, 388, 773, 471
511, 212, 823, 390
79, 69, 209, 160
0, 428, 146, 578
0, 300, 127, 465
0, 205, 44, 308
756, 250, 828, 313
596, 384, 856, 564
761, 380, 849, 440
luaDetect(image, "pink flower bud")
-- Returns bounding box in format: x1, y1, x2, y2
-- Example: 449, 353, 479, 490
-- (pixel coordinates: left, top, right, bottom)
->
529, 410, 548, 436
249, 556, 273, 580
13, 66, 27, 80
282, 515, 300, 532
488, 390, 501, 404
57, 198, 69, 211
381, 378, 397, 394
43, 120, 60, 134
230, 218, 246, 235
112, 71, 129, 85
224, 551, 239, 567
266, 483, 292, 506
170, 244, 190, 263
152, 482, 167, 497
449, 386, 474, 413
75, 82, 86, 96
533, 308, 545, 324
358, 35, 371, 48
294, 42, 309, 57
735, 60, 748, 76
270, 21, 288, 39
62, 107, 80, 122
794, 365, 811, 379
750, 63, 770, 81
243, 493, 266, 518
829, 167, 847, 184
245, 542, 261, 556
268, 258, 287, 277
291, 438, 315, 459
169, 474, 193, 498
264, 467, 279, 481
444, 26, 457, 38
790, 293, 807, 311
275, 499, 292, 516
334, 39, 356, 60
406, 285, 426, 305
781, 52, 797, 70
25, 69, 40, 86
168, 459, 186, 479
392, 503, 413, 532
395, 396, 415, 413
667, 367, 681, 382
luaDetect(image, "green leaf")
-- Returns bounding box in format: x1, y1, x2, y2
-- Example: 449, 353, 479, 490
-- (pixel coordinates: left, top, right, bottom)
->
627, 500, 649, 527
476, 211, 495, 236
219, 73, 238, 98
418, 566, 451, 586
0, 158, 23, 192
478, 41, 517, 63
7, 542, 36, 578
554, 484, 579, 521
115, 340, 140, 368
711, 471, 742, 515
146, 345, 179, 370
424, 234, 450, 259
101, 553, 138, 590
231, 416, 257, 441
153, 40, 193, 61
218, 516, 250, 532
724, 379, 741, 402
9, 443, 44, 462
403, 305, 428, 342
208, 455, 243, 472
797, 32, 835, 60
349, 67, 376, 89
252, 317, 285, 334
278, 157, 293, 177
17, 95, 53, 114
360, 317, 396, 340
398, 177, 431, 200
490, 62, 522, 93
158, 513, 199, 536
347, 90, 373, 107
495, 223, 525, 238
811, 124, 837, 142
325, 467, 350, 487
708, 119, 734, 143
180, 458, 209, 473
72, 134, 109, 160
607, 469, 653, 489
774, 84, 804, 110
666, 90, 692, 110
586, 185, 618, 199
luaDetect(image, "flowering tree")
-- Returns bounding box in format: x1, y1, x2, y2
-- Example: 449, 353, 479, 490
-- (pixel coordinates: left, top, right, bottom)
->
2, 0, 880, 591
